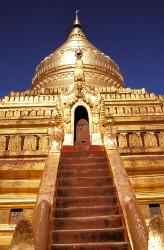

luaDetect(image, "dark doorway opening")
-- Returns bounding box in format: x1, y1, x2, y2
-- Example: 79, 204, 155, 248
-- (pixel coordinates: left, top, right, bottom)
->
74, 106, 90, 145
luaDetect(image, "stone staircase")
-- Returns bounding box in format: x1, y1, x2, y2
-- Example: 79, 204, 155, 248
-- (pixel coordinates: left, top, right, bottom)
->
49, 146, 130, 250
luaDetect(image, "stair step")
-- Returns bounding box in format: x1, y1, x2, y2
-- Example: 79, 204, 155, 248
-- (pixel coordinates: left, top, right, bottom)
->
57, 186, 115, 197
50, 242, 129, 250
57, 177, 113, 187
60, 162, 108, 171
52, 215, 122, 230
54, 206, 120, 218
60, 157, 107, 164
58, 169, 110, 178
56, 196, 117, 208
51, 227, 125, 244
61, 151, 106, 158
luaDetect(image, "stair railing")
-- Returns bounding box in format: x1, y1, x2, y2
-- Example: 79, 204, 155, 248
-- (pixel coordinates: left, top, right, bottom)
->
102, 124, 148, 250
32, 124, 64, 250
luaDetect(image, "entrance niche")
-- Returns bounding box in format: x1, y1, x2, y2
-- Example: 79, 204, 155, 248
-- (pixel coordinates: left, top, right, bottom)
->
74, 106, 90, 145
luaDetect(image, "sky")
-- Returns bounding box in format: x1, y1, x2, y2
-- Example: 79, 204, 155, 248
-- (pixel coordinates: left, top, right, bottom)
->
0, 0, 164, 98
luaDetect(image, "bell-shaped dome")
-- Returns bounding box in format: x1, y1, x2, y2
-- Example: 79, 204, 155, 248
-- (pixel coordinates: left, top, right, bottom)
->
32, 14, 124, 90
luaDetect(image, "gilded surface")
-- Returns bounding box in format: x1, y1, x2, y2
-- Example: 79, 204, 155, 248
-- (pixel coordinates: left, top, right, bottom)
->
23, 136, 37, 151
118, 133, 128, 148
159, 133, 164, 147
39, 135, 49, 151
0, 13, 164, 249
8, 136, 22, 151
148, 216, 164, 249
129, 133, 142, 148
10, 220, 35, 250
0, 135, 6, 151
144, 133, 158, 147
32, 16, 124, 89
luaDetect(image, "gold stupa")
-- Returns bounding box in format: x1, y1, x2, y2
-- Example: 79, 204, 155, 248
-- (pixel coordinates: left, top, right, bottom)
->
32, 13, 124, 90
0, 12, 164, 250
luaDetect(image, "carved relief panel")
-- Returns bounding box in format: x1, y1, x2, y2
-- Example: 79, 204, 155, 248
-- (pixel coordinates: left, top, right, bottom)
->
0, 111, 5, 118
117, 107, 124, 115
132, 106, 139, 114
39, 135, 49, 151
6, 110, 13, 118
139, 106, 147, 114
159, 132, 164, 147
23, 136, 37, 150
0, 135, 6, 151
109, 107, 116, 115
45, 109, 52, 117
147, 106, 155, 114
118, 133, 128, 148
29, 110, 36, 117
155, 106, 162, 113
37, 109, 44, 116
144, 133, 158, 147
129, 133, 143, 148
8, 135, 22, 151
21, 110, 29, 117
14, 110, 21, 117
124, 107, 131, 115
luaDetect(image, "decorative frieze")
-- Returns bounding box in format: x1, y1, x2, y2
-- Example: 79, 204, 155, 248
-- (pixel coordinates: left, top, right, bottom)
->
117, 132, 163, 150
0, 135, 49, 152
105, 105, 164, 116
0, 108, 60, 119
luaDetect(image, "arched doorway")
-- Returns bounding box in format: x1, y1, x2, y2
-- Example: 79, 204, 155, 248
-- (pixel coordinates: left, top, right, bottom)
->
74, 106, 90, 145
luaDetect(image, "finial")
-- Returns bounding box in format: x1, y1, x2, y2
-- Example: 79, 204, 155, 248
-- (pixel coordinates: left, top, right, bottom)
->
74, 9, 81, 26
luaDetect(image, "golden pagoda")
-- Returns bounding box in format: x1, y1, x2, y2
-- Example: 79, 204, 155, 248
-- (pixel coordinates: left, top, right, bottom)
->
0, 13, 164, 250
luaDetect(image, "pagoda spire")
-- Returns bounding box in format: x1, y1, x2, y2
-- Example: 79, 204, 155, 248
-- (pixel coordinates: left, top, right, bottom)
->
74, 9, 81, 27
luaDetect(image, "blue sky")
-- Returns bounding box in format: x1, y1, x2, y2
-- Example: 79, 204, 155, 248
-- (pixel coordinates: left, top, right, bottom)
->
0, 0, 163, 97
